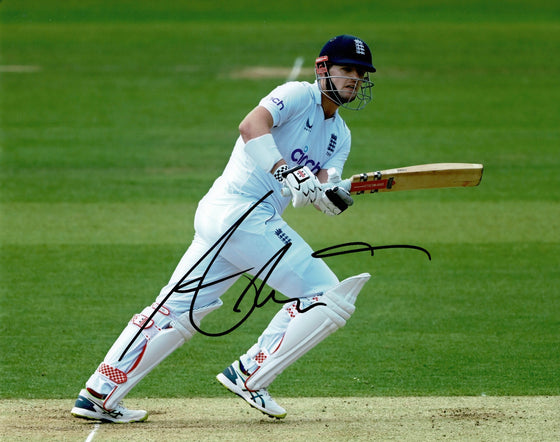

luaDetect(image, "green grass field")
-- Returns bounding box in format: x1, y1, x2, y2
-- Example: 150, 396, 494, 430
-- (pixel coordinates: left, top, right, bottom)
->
1, 0, 559, 401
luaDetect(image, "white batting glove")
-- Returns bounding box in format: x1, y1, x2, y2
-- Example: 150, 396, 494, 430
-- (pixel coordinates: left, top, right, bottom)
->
315, 168, 354, 216
281, 165, 322, 208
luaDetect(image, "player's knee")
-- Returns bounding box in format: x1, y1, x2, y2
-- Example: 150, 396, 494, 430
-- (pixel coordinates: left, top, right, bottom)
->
171, 299, 223, 339
324, 272, 371, 309
304, 272, 371, 325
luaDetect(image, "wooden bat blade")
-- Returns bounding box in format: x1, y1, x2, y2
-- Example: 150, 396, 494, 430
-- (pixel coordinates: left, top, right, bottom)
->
346, 163, 483, 195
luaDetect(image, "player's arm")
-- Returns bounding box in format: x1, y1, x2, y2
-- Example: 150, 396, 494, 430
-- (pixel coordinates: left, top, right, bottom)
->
240, 106, 286, 172
241, 106, 321, 207
316, 169, 329, 184
239, 106, 274, 145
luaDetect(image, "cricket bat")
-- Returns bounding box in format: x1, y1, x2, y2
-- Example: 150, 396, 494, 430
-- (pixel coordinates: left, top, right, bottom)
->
339, 163, 483, 195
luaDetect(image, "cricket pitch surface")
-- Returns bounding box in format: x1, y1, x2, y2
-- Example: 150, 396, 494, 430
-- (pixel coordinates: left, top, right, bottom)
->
1, 396, 558, 441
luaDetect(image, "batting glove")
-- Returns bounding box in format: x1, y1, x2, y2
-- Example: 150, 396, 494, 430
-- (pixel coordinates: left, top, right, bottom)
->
281, 165, 322, 208
315, 168, 354, 216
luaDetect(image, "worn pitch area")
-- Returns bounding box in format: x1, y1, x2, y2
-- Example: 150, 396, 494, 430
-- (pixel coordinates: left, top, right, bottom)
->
1, 396, 558, 441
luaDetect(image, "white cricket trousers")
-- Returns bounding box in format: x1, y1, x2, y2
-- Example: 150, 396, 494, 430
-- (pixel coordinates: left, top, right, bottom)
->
161, 193, 339, 312
86, 192, 339, 395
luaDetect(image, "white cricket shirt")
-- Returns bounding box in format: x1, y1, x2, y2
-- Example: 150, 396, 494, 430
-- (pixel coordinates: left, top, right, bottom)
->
204, 81, 351, 214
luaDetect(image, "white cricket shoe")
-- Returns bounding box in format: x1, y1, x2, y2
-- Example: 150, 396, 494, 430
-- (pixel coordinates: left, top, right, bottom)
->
71, 388, 148, 423
216, 360, 287, 419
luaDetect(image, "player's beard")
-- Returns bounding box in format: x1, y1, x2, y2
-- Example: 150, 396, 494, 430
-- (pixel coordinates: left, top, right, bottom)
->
325, 77, 357, 104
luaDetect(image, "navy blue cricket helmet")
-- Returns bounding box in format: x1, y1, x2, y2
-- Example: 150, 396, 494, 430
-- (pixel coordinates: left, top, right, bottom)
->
315, 35, 375, 110
318, 35, 376, 73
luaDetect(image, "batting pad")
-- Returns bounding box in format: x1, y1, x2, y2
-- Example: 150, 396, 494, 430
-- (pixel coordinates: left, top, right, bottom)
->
102, 300, 222, 410
245, 273, 370, 390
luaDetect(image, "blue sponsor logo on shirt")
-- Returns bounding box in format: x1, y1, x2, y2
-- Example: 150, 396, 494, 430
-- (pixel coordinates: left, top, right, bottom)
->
270, 97, 284, 110
291, 148, 322, 174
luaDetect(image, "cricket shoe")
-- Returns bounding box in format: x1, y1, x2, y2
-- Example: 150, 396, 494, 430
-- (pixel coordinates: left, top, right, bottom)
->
71, 388, 148, 423
216, 360, 287, 419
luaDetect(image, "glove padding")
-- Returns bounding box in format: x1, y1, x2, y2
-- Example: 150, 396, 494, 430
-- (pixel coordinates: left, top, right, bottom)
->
316, 186, 354, 215
315, 168, 354, 216
282, 165, 322, 208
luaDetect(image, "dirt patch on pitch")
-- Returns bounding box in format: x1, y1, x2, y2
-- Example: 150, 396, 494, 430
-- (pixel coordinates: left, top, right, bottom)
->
230, 66, 315, 79
1, 396, 558, 441
0, 65, 42, 72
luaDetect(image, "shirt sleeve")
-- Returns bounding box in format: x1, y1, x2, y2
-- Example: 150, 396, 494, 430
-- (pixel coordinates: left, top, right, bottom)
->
258, 82, 312, 128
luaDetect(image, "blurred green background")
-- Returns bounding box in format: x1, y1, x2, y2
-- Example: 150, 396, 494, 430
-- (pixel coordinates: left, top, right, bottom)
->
1, 0, 558, 399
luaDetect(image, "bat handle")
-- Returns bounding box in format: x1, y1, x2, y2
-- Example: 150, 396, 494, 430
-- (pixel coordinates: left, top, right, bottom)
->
339, 179, 351, 192
280, 179, 351, 198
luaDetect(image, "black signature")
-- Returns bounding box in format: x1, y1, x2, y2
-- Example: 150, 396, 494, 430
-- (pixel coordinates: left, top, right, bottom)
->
119, 191, 318, 360
312, 242, 431, 260
119, 192, 430, 360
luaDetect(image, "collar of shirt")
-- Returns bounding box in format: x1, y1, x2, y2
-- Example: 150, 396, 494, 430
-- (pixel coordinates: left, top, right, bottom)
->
312, 81, 339, 120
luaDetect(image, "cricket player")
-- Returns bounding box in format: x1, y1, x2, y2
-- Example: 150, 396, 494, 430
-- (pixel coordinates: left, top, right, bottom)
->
71, 34, 375, 422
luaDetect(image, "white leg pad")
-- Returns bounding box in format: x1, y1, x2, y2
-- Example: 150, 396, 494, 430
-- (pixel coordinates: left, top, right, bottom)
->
245, 273, 370, 390
102, 300, 222, 410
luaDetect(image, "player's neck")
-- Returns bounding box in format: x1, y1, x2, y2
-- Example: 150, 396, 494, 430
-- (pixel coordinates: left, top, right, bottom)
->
321, 94, 339, 119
